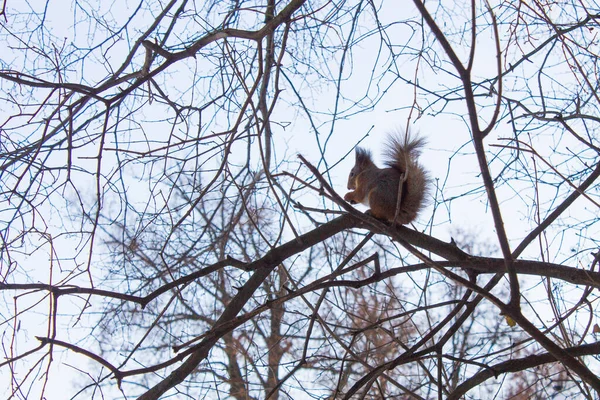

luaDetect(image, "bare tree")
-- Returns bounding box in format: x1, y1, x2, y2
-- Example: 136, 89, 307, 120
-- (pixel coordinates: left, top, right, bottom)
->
2, 0, 600, 399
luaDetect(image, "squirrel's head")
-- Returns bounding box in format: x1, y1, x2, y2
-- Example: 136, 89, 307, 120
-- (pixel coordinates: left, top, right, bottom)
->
347, 147, 374, 189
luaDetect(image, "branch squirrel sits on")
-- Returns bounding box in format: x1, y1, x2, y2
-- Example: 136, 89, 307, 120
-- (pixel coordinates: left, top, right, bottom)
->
344, 131, 429, 225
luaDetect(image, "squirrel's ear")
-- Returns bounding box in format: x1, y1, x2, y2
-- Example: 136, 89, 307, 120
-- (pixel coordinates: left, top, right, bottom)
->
355, 147, 372, 166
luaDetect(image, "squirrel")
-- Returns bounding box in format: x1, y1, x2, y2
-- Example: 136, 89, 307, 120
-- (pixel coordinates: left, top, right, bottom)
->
344, 131, 428, 225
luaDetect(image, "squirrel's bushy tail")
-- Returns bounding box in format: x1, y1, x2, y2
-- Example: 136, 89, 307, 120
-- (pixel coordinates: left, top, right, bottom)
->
383, 130, 429, 222
382, 130, 426, 171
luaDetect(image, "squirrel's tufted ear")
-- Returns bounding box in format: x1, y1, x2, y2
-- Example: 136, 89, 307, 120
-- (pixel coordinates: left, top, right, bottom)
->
355, 147, 373, 167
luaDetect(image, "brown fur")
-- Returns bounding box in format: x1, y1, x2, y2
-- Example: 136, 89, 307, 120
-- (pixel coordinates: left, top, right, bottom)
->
344, 131, 428, 224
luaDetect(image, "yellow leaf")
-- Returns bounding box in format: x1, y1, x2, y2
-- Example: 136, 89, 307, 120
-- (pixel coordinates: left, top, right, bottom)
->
505, 315, 516, 327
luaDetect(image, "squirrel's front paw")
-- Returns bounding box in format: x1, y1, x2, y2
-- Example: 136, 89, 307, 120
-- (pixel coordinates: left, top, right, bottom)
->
344, 192, 357, 204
